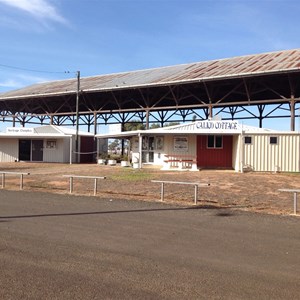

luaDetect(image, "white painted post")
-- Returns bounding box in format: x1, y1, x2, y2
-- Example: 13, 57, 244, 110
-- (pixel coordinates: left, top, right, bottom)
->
278, 189, 299, 215
138, 133, 143, 169
20, 174, 23, 190
69, 177, 73, 194
69, 136, 73, 164
240, 132, 244, 173
161, 182, 164, 201
294, 192, 297, 215
194, 184, 198, 205
2, 173, 5, 188
94, 178, 97, 196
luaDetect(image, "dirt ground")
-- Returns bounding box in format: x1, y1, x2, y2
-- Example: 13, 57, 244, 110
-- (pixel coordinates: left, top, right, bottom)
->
0, 162, 300, 216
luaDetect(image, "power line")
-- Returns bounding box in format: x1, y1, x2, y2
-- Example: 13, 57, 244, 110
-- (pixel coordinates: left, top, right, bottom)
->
0, 63, 76, 74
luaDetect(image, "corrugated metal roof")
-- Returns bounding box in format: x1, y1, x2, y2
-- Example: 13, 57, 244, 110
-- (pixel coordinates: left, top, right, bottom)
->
1, 49, 300, 100
34, 125, 61, 134
95, 121, 293, 139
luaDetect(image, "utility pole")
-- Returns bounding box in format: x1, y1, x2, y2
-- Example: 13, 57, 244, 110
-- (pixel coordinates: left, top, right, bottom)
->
290, 94, 295, 131
75, 71, 80, 163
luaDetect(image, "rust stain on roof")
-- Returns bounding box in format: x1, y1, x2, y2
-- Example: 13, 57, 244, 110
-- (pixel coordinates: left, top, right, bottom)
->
1, 49, 300, 100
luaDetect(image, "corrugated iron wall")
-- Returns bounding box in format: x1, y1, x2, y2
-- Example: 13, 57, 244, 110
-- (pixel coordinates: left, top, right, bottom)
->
0, 139, 18, 162
43, 139, 66, 163
243, 134, 300, 172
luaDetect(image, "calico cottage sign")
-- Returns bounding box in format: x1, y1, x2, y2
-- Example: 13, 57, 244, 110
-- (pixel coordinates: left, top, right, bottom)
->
195, 120, 240, 132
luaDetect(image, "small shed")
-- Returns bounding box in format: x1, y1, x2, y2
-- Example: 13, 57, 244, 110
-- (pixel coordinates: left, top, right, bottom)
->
96, 120, 300, 172
0, 125, 95, 163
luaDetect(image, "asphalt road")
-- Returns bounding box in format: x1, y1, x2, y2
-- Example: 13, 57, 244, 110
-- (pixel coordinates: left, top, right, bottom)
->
0, 190, 299, 300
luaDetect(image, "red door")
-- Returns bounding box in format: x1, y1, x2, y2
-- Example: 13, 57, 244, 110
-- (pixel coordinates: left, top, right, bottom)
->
197, 135, 233, 168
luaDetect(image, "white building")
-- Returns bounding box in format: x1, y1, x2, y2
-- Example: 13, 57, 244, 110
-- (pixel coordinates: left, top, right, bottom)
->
0, 125, 95, 164
96, 120, 300, 172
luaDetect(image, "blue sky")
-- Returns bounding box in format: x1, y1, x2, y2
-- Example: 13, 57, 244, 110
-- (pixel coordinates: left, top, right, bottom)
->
0, 0, 299, 130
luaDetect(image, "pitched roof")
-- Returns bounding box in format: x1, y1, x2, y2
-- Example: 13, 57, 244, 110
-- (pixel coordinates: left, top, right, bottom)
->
95, 120, 294, 139
1, 49, 300, 100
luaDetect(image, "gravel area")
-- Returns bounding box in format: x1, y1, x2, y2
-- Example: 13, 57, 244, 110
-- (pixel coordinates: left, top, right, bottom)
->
0, 162, 300, 216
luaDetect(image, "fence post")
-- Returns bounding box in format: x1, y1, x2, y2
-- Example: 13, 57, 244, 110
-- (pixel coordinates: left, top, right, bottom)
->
69, 177, 73, 194
161, 182, 164, 201
194, 184, 198, 205
20, 174, 23, 190
294, 192, 298, 215
94, 178, 97, 196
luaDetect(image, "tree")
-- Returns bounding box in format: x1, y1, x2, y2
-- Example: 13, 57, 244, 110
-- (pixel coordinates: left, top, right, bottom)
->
164, 122, 181, 127
150, 123, 160, 129
108, 139, 120, 153
123, 120, 145, 131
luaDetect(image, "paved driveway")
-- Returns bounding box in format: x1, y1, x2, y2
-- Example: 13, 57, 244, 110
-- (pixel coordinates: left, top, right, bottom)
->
0, 190, 299, 299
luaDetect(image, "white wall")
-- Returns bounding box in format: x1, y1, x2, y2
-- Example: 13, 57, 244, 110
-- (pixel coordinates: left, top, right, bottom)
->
0, 139, 18, 162
232, 135, 241, 172
0, 138, 73, 163
43, 138, 68, 163
130, 133, 300, 173
131, 134, 197, 166
243, 134, 300, 172
163, 135, 197, 157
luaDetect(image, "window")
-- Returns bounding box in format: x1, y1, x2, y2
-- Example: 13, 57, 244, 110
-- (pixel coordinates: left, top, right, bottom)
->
148, 137, 155, 150
46, 140, 57, 149
142, 136, 164, 151
270, 136, 278, 145
142, 136, 148, 150
245, 136, 252, 144
207, 135, 223, 149
155, 136, 164, 150
215, 136, 222, 148
207, 136, 214, 148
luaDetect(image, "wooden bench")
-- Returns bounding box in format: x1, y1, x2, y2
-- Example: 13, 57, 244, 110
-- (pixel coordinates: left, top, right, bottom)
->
278, 189, 300, 215
63, 175, 106, 196
163, 154, 198, 171
0, 171, 30, 190
152, 180, 210, 204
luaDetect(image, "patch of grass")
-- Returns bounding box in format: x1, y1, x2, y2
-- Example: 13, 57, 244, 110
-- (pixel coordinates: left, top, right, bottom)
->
110, 168, 154, 181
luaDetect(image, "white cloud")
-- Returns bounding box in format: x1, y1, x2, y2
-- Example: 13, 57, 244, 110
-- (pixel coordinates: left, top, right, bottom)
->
0, 0, 67, 25
17, 73, 49, 83
0, 73, 49, 92
0, 79, 20, 88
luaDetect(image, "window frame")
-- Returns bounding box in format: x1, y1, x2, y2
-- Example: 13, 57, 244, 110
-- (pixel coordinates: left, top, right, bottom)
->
207, 135, 223, 149
270, 136, 278, 145
244, 136, 252, 144
46, 140, 57, 149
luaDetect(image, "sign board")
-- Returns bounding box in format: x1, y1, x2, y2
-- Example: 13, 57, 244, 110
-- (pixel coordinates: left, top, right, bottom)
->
195, 120, 240, 133
6, 127, 35, 134
108, 124, 122, 134
174, 136, 188, 152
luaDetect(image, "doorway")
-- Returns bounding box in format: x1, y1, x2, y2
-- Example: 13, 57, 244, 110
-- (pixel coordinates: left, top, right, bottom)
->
19, 140, 31, 161
19, 139, 44, 162
32, 140, 43, 161
142, 136, 155, 163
